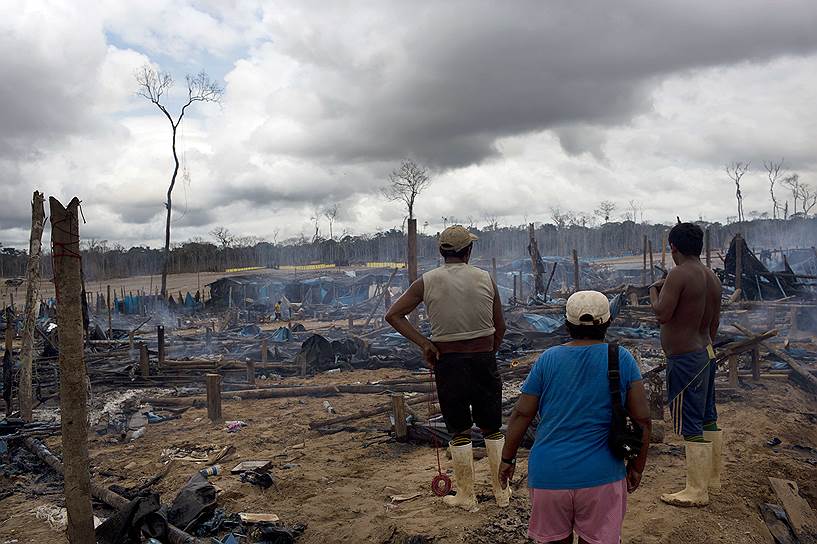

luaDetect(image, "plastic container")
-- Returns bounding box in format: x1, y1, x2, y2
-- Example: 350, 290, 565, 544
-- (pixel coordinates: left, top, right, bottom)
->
199, 465, 221, 477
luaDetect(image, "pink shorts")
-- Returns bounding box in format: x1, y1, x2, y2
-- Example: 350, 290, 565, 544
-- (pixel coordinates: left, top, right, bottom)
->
528, 479, 627, 544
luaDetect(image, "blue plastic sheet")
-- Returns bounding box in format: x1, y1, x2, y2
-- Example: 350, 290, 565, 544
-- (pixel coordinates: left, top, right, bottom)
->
270, 327, 292, 343
521, 314, 565, 333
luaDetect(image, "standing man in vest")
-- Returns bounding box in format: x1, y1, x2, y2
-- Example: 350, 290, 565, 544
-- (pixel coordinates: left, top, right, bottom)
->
386, 225, 509, 510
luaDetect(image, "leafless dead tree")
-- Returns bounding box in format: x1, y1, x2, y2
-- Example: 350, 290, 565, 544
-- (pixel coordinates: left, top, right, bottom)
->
310, 205, 322, 243
323, 204, 339, 240
210, 226, 234, 249
725, 161, 750, 223
594, 200, 616, 223
782, 173, 801, 216
763, 159, 784, 219
798, 183, 816, 217
383, 159, 431, 219
135, 65, 222, 296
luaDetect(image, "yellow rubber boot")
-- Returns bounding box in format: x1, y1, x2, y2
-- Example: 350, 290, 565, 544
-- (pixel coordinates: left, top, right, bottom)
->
703, 430, 723, 491
485, 437, 512, 507
442, 441, 478, 511
660, 441, 712, 507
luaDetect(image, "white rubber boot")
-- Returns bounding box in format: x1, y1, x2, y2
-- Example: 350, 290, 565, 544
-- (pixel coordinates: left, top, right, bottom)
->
660, 441, 712, 507
703, 430, 723, 491
485, 437, 512, 507
442, 441, 478, 511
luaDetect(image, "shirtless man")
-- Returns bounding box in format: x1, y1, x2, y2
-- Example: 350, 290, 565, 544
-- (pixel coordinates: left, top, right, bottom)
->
649, 222, 722, 507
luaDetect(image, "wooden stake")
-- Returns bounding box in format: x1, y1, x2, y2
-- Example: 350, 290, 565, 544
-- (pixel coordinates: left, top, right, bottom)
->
648, 240, 655, 283
261, 338, 268, 365
705, 227, 711, 268
728, 354, 739, 388
106, 284, 112, 339
19, 190, 45, 423
4, 307, 13, 415
512, 275, 517, 302
661, 230, 667, 267
391, 393, 407, 441
735, 234, 743, 297
751, 346, 760, 381
407, 218, 418, 326
206, 373, 222, 422
157, 325, 165, 364
139, 342, 149, 378
572, 249, 580, 292
246, 359, 256, 386
642, 235, 647, 285
48, 196, 95, 543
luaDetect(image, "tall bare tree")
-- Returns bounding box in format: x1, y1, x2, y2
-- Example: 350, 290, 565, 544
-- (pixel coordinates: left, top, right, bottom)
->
782, 173, 801, 216
210, 226, 234, 248
136, 65, 222, 296
310, 205, 322, 243
798, 183, 817, 217
763, 159, 784, 219
383, 159, 431, 219
323, 203, 339, 240
726, 161, 750, 223
594, 200, 616, 223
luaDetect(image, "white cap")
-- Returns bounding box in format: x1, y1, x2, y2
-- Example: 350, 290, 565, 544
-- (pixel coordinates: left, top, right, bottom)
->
565, 290, 611, 326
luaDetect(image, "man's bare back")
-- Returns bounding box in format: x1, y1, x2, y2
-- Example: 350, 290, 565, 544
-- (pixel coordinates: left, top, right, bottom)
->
650, 261, 716, 356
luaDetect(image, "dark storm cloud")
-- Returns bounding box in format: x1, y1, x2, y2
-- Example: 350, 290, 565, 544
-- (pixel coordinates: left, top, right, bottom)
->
258, 0, 817, 167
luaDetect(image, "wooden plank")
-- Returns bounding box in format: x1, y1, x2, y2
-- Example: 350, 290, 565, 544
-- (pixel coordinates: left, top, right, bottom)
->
391, 393, 407, 442
759, 503, 797, 544
752, 346, 761, 381
206, 373, 222, 423
231, 460, 272, 474
769, 477, 817, 543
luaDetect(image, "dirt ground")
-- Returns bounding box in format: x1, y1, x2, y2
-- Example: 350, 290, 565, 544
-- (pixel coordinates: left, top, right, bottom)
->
2, 364, 816, 544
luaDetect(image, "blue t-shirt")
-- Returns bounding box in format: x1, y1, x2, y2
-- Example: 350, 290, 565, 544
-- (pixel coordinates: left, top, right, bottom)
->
520, 343, 642, 490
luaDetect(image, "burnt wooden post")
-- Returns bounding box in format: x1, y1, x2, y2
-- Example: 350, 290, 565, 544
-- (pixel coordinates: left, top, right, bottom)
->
106, 284, 112, 339
261, 338, 268, 365
19, 190, 45, 423
704, 227, 711, 268
572, 249, 580, 292
728, 354, 739, 388
128, 331, 134, 351
4, 307, 13, 415
648, 240, 655, 283
139, 343, 149, 378
347, 315, 354, 329
518, 272, 524, 302
661, 230, 667, 268
205, 326, 212, 348
157, 325, 165, 364
206, 373, 222, 422
246, 359, 256, 386
735, 234, 743, 298
391, 393, 408, 441
789, 307, 799, 337
407, 218, 418, 326
491, 257, 497, 283
642, 235, 648, 285
49, 196, 95, 543
512, 275, 517, 302
751, 346, 761, 381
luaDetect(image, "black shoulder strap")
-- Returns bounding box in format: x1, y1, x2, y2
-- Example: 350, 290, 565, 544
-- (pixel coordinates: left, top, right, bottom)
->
607, 343, 623, 411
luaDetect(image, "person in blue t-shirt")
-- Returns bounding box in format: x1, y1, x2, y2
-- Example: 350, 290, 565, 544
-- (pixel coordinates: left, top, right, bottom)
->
499, 291, 651, 544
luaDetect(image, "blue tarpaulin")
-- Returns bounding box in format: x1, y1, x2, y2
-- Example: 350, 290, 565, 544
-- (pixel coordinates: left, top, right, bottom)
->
270, 327, 292, 343
521, 314, 565, 333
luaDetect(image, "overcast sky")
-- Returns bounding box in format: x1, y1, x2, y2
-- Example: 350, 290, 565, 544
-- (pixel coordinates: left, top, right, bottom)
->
2, 1, 817, 248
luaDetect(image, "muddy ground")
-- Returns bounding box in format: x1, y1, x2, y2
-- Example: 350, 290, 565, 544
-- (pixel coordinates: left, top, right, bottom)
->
1, 365, 816, 543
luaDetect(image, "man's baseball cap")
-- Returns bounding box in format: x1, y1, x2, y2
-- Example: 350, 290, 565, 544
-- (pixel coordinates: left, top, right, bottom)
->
565, 290, 611, 325
439, 225, 478, 252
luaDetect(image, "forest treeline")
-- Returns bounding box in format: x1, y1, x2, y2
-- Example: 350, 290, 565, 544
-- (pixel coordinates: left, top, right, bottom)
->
1, 218, 815, 282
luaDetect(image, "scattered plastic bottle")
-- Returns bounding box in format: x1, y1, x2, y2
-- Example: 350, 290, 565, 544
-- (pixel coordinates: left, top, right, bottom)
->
199, 465, 221, 477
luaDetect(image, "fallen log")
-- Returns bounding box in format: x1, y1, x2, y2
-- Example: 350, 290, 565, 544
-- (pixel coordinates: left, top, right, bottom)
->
309, 392, 437, 429
23, 437, 203, 544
